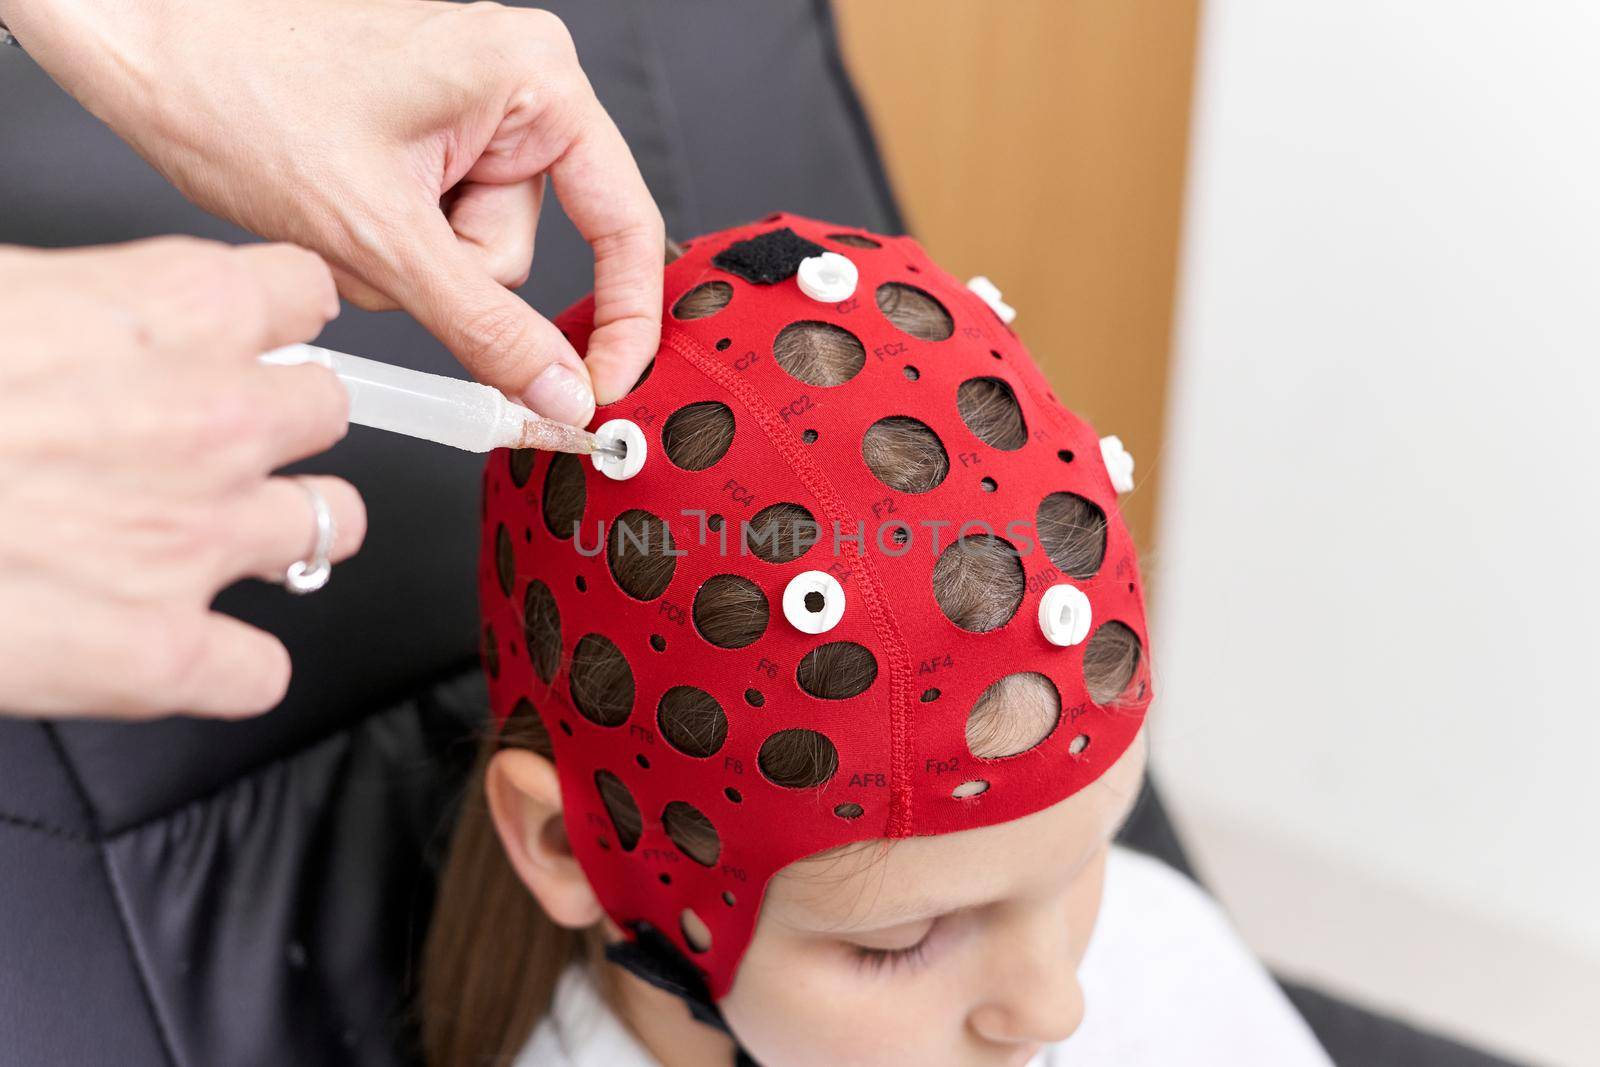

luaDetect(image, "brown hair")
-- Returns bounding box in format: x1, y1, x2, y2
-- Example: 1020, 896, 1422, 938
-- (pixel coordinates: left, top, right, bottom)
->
420, 263, 1142, 1067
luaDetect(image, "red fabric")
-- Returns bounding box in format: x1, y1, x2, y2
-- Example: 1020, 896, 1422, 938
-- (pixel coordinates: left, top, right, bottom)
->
479, 213, 1152, 998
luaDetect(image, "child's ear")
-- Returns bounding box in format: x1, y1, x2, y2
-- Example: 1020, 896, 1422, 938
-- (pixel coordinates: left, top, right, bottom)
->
486, 748, 605, 929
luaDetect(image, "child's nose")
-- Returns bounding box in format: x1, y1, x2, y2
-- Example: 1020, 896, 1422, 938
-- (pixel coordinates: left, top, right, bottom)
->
967, 927, 1087, 1047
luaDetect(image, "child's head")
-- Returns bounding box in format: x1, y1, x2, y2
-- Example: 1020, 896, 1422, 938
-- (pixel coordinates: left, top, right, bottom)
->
427, 214, 1152, 1067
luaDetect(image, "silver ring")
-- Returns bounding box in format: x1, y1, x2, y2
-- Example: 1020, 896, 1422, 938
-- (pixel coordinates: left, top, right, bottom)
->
284, 478, 337, 595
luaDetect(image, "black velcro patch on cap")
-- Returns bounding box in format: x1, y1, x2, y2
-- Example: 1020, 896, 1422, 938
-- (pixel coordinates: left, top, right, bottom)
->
712, 227, 826, 285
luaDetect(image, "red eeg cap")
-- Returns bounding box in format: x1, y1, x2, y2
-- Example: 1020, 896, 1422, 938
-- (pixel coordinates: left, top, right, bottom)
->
478, 213, 1153, 998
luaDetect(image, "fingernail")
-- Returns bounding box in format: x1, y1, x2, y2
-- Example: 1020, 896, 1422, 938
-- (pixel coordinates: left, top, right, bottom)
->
523, 363, 595, 427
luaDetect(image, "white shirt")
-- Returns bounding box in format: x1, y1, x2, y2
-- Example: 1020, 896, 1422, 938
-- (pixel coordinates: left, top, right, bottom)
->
514, 846, 1334, 1067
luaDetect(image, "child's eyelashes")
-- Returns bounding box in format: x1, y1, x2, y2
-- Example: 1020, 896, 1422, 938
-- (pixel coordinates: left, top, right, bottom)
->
849, 927, 935, 975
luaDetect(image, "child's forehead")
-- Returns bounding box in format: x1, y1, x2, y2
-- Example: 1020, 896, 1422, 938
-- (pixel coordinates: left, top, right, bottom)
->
765, 729, 1149, 934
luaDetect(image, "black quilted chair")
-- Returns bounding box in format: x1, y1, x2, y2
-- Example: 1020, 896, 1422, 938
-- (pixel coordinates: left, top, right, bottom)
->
0, 4, 1521, 1065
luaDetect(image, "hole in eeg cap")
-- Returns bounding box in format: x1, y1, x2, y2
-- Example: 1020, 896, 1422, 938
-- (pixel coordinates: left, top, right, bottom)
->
495, 523, 516, 597
569, 633, 634, 727
522, 579, 562, 684
663, 800, 721, 866
1037, 492, 1109, 581
663, 401, 735, 471
796, 641, 878, 700
657, 685, 729, 758
957, 377, 1028, 451
672, 281, 733, 320
542, 453, 586, 540
481, 624, 499, 680
828, 232, 881, 249
608, 509, 677, 600
933, 534, 1025, 632
862, 415, 949, 493
596, 770, 643, 851
712, 227, 826, 284
509, 448, 536, 488
1083, 621, 1144, 706
511, 696, 553, 761
744, 502, 820, 564
876, 282, 954, 341
681, 909, 713, 954
773, 321, 866, 387
692, 574, 769, 649
966, 672, 1061, 760
758, 728, 840, 789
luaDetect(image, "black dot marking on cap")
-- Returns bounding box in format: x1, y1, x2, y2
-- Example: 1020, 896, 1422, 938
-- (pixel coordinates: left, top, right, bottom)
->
636, 753, 651, 770
569, 633, 634, 727
773, 321, 866, 387
920, 687, 940, 703
509, 448, 536, 488
607, 509, 677, 600
957, 377, 1028, 450
801, 429, 819, 444
663, 801, 721, 866
1037, 492, 1109, 580
724, 786, 743, 804
659, 872, 672, 885
663, 401, 735, 471
758, 728, 840, 789
707, 514, 725, 532
542, 452, 586, 540
797, 642, 878, 700
716, 337, 732, 351
495, 524, 515, 597
595, 770, 642, 851
650, 634, 666, 652
722, 890, 737, 907
575, 575, 588, 592
862, 415, 949, 494
1058, 449, 1075, 463
903, 365, 920, 381
933, 535, 1025, 632
744, 502, 820, 563
673, 281, 733, 320
991, 349, 1004, 360
694, 574, 770, 649
657, 686, 729, 758
876, 282, 953, 341
522, 579, 561, 683
559, 720, 573, 736
744, 688, 764, 708
980, 476, 998, 492
834, 802, 864, 820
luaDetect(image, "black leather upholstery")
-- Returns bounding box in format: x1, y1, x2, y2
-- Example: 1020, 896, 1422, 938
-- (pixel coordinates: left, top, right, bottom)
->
0, 4, 1521, 1065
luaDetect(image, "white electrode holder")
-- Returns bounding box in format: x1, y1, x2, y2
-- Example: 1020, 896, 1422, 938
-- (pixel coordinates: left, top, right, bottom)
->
797, 253, 859, 304
1038, 583, 1093, 647
591, 419, 647, 480
782, 570, 846, 634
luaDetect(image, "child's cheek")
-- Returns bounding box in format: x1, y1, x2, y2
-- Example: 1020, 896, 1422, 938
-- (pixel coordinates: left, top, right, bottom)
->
722, 948, 966, 1067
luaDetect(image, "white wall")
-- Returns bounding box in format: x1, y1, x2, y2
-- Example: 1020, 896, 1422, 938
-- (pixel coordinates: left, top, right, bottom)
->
1155, 3, 1600, 1065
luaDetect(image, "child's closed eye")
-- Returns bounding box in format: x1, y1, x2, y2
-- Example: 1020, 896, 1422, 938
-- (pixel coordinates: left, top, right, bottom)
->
848, 924, 936, 974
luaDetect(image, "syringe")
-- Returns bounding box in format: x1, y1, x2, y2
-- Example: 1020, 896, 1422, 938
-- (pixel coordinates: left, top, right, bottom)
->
260, 343, 625, 458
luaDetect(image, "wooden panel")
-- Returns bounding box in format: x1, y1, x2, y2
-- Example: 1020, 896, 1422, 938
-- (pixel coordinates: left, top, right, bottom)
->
833, 0, 1200, 553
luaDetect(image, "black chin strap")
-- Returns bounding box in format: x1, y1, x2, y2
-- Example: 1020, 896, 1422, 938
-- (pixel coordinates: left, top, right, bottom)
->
604, 921, 761, 1067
